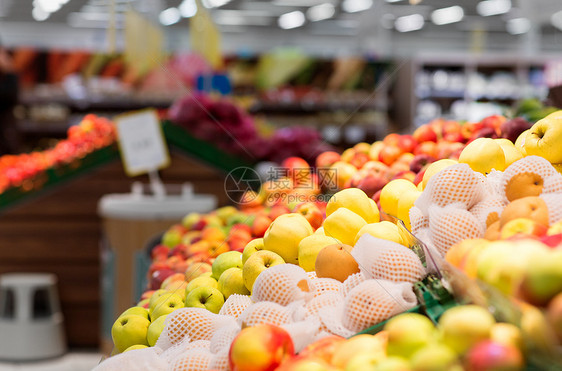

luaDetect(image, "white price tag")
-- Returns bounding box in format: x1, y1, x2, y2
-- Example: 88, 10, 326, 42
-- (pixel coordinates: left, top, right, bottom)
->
115, 109, 170, 177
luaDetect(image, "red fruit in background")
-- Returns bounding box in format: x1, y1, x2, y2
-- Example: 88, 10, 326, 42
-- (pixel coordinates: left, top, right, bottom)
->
269, 204, 290, 221
392, 170, 416, 183
151, 245, 170, 260
282, 156, 311, 179
464, 341, 524, 371
443, 132, 465, 143
436, 141, 465, 159
349, 152, 370, 169
413, 169, 426, 186
229, 324, 295, 371
149, 268, 176, 290
410, 154, 435, 173
294, 202, 324, 230
540, 233, 562, 248
252, 214, 273, 237
500, 117, 532, 143
352, 172, 387, 198
461, 122, 483, 140
397, 135, 418, 153
378, 146, 403, 166
316, 151, 341, 169
472, 127, 498, 140
442, 120, 461, 135
167, 244, 190, 259
362, 161, 390, 178
414, 141, 438, 158
383, 133, 401, 147
481, 114, 506, 133
371, 189, 382, 205
148, 261, 171, 277
299, 335, 346, 364
413, 125, 438, 143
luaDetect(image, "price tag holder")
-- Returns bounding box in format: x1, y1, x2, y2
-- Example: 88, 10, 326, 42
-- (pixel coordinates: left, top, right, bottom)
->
115, 109, 170, 177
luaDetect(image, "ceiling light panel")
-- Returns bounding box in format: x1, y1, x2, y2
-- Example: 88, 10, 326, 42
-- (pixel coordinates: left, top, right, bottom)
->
477, 0, 511, 17
307, 3, 335, 22
395, 13, 424, 32
342, 0, 373, 13
278, 10, 305, 29
431, 6, 464, 26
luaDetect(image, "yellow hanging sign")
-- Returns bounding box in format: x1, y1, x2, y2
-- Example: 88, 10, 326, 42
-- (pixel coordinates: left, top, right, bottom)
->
190, 0, 222, 69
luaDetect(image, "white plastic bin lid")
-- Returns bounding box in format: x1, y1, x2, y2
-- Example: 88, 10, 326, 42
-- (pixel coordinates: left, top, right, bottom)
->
98, 182, 217, 220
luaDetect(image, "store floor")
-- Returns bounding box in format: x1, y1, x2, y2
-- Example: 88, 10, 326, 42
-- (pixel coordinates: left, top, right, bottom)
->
0, 352, 103, 371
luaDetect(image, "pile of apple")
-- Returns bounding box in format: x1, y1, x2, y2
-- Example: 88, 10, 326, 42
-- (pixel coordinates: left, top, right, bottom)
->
0, 114, 116, 194
316, 114, 532, 200
228, 305, 525, 371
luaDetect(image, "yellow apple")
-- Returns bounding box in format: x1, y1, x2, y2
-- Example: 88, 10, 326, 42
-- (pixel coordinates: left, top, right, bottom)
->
397, 189, 422, 231
263, 213, 313, 264
323, 208, 367, 246
314, 226, 325, 235
111, 314, 150, 353
119, 306, 149, 320
330, 161, 358, 189
494, 138, 524, 167
548, 220, 562, 235
185, 275, 218, 296
459, 137, 506, 174
218, 267, 250, 299
123, 344, 148, 352
326, 188, 380, 223
355, 221, 405, 246
242, 238, 264, 265
514, 129, 529, 156
380, 179, 418, 218
147, 314, 168, 347
242, 250, 285, 292
438, 305, 496, 354
150, 292, 184, 321
421, 159, 458, 189
331, 334, 386, 369
524, 111, 562, 163
297, 234, 341, 272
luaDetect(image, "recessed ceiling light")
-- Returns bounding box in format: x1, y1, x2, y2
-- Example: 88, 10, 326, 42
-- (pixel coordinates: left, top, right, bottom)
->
201, 0, 231, 8
33, 0, 64, 13
431, 6, 464, 25
179, 0, 197, 18
159, 7, 181, 26
477, 0, 511, 17
506, 17, 531, 34
342, 0, 373, 13
278, 10, 305, 29
552, 10, 562, 31
307, 3, 335, 22
32, 6, 50, 21
395, 13, 424, 32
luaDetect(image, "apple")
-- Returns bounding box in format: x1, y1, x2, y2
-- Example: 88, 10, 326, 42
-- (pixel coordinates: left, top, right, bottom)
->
355, 221, 404, 246
378, 146, 403, 166
149, 268, 176, 290
397, 135, 418, 153
184, 286, 225, 314
147, 289, 167, 311
421, 159, 458, 189
500, 118, 532, 142
410, 344, 461, 371
540, 233, 562, 248
182, 212, 202, 229
268, 204, 290, 221
149, 292, 184, 321
464, 341, 524, 371
164, 281, 189, 301
111, 314, 150, 352
384, 313, 437, 359
242, 238, 264, 264
123, 344, 148, 352
299, 335, 346, 365
369, 141, 385, 160
341, 148, 356, 163
147, 314, 168, 347
263, 213, 313, 264
161, 273, 185, 290
161, 229, 183, 248
494, 138, 524, 167
184, 262, 212, 282
371, 356, 411, 371
524, 111, 562, 163
472, 127, 499, 140
297, 234, 341, 272
499, 197, 549, 228
413, 125, 438, 143
277, 355, 336, 371
137, 299, 150, 309
459, 138, 506, 174
185, 274, 218, 295
243, 250, 285, 292
215, 205, 238, 222
229, 324, 294, 371
397, 189, 422, 231
500, 218, 547, 239
490, 323, 524, 351
218, 267, 250, 299
119, 306, 149, 320
323, 208, 367, 246
352, 171, 388, 198
201, 226, 227, 242
329, 161, 358, 189
520, 249, 562, 306
211, 251, 243, 280
350, 152, 370, 169
410, 154, 435, 173
379, 179, 418, 218
326, 188, 380, 223
438, 305, 496, 354
414, 141, 438, 158
294, 202, 323, 230
331, 334, 386, 369
547, 292, 562, 341
316, 151, 341, 168
251, 214, 272, 238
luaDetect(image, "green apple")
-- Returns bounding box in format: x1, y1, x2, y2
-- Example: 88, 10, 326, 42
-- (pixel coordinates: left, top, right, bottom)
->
184, 262, 212, 282
345, 352, 381, 371
384, 313, 437, 359
438, 305, 495, 354
149, 292, 184, 321
123, 344, 148, 352
147, 314, 168, 347
182, 212, 201, 229
524, 111, 562, 163
185, 286, 224, 314
162, 230, 182, 248
217, 267, 250, 299
119, 306, 149, 320
410, 344, 462, 371
211, 251, 243, 280
147, 289, 168, 316
215, 206, 238, 222
520, 249, 562, 306
242, 238, 264, 265
373, 356, 411, 371
185, 275, 218, 296
242, 250, 285, 292
111, 314, 150, 353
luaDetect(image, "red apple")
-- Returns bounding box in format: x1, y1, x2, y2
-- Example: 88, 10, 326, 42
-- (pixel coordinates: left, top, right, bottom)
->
414, 141, 438, 158
461, 122, 484, 140
383, 133, 401, 147
149, 268, 176, 290
352, 172, 388, 198
539, 233, 562, 249
378, 146, 403, 166
397, 135, 418, 153
299, 335, 346, 365
229, 324, 294, 371
362, 161, 390, 178
464, 341, 524, 371
413, 169, 426, 186
442, 120, 461, 135
410, 154, 435, 173
148, 261, 171, 277
282, 157, 311, 179
500, 218, 548, 240
316, 151, 341, 169
269, 204, 290, 221
252, 214, 273, 238
349, 152, 369, 169
340, 148, 356, 163
443, 132, 465, 143
500, 117, 532, 143
392, 170, 416, 183
413, 125, 438, 143
294, 202, 324, 230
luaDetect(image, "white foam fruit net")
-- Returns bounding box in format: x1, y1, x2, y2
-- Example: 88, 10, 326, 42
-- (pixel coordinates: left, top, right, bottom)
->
352, 234, 426, 284
307, 271, 318, 280
170, 347, 214, 371
469, 197, 506, 227
155, 308, 236, 351
209, 349, 230, 371
310, 277, 342, 297
305, 291, 344, 318
281, 317, 323, 353
218, 294, 253, 319
410, 206, 429, 234
501, 156, 558, 201
543, 173, 562, 194
428, 203, 485, 256
209, 321, 241, 354
416, 163, 485, 214
251, 263, 313, 305
238, 301, 294, 328
92, 347, 167, 371
339, 272, 366, 296
540, 193, 562, 225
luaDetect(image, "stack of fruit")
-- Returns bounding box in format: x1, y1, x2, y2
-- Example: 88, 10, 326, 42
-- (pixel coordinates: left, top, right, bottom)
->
0, 114, 115, 194
227, 305, 525, 371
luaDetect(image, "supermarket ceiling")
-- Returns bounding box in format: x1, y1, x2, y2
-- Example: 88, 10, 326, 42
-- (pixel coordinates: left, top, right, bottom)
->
1, 0, 561, 36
